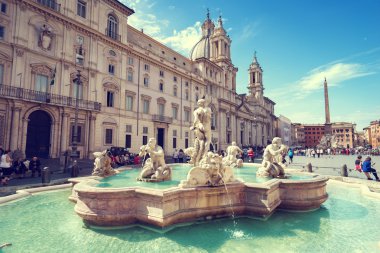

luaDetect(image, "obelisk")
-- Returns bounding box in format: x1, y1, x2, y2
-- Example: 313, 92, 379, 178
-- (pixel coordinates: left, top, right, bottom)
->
324, 78, 332, 135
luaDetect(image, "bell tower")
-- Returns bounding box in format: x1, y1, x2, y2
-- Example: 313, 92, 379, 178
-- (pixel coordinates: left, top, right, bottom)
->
210, 15, 231, 62
247, 51, 263, 100
201, 8, 215, 37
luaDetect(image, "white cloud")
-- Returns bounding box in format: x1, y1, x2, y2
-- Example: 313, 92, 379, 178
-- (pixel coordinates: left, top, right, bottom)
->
297, 63, 374, 93
168, 5, 175, 10
159, 22, 202, 56
237, 22, 260, 41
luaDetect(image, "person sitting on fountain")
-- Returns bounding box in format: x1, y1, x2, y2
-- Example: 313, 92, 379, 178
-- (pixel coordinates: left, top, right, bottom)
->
190, 98, 212, 166
223, 141, 244, 168
139, 138, 171, 181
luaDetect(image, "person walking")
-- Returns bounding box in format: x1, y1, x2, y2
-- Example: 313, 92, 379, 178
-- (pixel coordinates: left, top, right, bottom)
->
362, 156, 379, 181
247, 148, 254, 163
178, 149, 184, 163
29, 156, 41, 177
173, 149, 179, 163
288, 148, 294, 163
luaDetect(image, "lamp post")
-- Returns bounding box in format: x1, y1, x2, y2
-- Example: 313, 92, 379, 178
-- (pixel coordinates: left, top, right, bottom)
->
253, 116, 258, 155
70, 70, 82, 177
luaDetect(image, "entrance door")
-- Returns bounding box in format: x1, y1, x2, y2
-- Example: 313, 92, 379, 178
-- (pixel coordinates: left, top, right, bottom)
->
157, 128, 164, 149
26, 110, 51, 158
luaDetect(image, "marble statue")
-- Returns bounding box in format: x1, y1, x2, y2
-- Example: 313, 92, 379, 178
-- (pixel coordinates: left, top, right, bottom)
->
256, 137, 288, 178
223, 141, 244, 168
138, 137, 171, 182
190, 98, 212, 166
318, 134, 338, 149
180, 98, 236, 187
92, 150, 116, 177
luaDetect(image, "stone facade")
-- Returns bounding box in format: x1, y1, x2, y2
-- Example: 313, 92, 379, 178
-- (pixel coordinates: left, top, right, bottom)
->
364, 120, 380, 148
0, 0, 276, 158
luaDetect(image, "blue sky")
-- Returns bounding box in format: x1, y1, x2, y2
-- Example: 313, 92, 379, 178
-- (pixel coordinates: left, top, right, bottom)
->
121, 0, 380, 130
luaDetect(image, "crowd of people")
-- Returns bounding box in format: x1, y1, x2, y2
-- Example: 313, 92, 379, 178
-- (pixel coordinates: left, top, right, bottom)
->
0, 146, 42, 186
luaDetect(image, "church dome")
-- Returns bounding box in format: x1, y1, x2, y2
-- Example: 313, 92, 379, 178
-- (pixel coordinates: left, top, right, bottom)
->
189, 36, 210, 60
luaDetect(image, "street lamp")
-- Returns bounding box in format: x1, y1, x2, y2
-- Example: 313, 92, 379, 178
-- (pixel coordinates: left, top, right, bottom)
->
253, 116, 258, 155
70, 70, 82, 177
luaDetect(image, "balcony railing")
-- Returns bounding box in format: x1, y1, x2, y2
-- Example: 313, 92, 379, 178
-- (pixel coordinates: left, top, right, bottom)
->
152, 114, 173, 124
36, 0, 61, 12
0, 84, 101, 111
105, 29, 121, 42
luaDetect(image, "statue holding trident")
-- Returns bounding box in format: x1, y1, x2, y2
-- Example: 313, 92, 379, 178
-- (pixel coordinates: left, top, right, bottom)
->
190, 97, 212, 166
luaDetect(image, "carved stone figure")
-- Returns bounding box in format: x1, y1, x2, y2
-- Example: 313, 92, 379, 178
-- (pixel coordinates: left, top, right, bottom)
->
92, 150, 116, 177
318, 134, 338, 149
222, 141, 244, 168
190, 98, 212, 166
138, 137, 171, 182
256, 137, 288, 178
180, 98, 236, 187
38, 25, 53, 51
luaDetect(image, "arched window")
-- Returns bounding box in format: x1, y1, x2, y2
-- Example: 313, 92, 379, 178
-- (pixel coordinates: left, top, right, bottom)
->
107, 14, 118, 40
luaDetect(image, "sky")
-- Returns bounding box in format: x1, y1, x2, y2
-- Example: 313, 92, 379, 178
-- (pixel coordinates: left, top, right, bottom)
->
121, 0, 380, 131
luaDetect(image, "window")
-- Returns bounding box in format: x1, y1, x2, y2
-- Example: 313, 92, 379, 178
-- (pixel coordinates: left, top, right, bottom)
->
159, 82, 164, 92
185, 81, 189, 87
143, 99, 150, 114
105, 129, 113, 144
126, 125, 132, 133
71, 125, 82, 144
143, 77, 149, 87
185, 90, 189, 100
159, 70, 164, 77
144, 64, 149, 71
0, 26, 4, 40
108, 64, 115, 75
127, 71, 133, 82
126, 95, 133, 111
184, 110, 190, 122
1, 3, 6, 13
172, 107, 178, 120
173, 87, 177, 97
173, 137, 177, 149
107, 14, 118, 40
77, 0, 86, 18
227, 116, 230, 128
76, 35, 84, 45
35, 74, 48, 92
37, 0, 59, 11
106, 91, 114, 107
73, 82, 83, 99
0, 64, 3, 84
128, 57, 133, 65
185, 131, 189, 148
173, 76, 177, 82
142, 135, 148, 145
125, 135, 131, 148
143, 127, 148, 134
158, 104, 164, 116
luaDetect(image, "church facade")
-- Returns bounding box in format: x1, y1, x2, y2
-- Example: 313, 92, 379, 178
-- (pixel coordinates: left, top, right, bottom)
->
0, 0, 276, 158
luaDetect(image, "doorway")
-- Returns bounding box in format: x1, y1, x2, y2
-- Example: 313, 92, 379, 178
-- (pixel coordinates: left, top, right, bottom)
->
26, 110, 52, 158
157, 128, 164, 149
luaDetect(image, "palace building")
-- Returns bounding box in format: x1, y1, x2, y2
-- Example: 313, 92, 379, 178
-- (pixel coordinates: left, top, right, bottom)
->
0, 0, 276, 158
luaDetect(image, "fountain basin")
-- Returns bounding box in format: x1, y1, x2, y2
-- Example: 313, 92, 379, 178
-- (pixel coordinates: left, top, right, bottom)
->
70, 173, 328, 228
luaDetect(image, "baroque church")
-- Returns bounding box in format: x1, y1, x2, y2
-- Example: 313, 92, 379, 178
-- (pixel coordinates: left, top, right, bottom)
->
0, 0, 276, 158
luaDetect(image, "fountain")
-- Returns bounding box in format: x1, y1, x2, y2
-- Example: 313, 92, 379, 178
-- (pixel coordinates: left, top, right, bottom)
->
69, 98, 329, 228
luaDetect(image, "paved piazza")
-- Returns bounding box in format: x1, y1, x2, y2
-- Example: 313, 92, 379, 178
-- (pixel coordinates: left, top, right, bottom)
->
288, 155, 380, 180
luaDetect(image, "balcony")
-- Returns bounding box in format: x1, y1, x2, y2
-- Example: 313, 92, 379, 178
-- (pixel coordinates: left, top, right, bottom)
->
105, 29, 121, 42
0, 84, 101, 111
36, 0, 61, 12
152, 114, 173, 124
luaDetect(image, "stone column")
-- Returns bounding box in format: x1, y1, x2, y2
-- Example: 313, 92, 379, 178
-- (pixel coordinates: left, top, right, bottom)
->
88, 114, 96, 158
51, 122, 59, 158
61, 113, 70, 154
10, 107, 21, 150
20, 116, 29, 156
